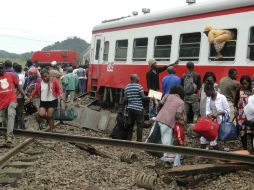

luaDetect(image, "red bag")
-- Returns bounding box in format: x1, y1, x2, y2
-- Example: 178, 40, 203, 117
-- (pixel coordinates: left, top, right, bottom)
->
193, 117, 219, 141
173, 123, 185, 145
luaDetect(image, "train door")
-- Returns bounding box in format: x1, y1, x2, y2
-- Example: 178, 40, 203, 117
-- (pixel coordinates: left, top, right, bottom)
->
93, 35, 103, 64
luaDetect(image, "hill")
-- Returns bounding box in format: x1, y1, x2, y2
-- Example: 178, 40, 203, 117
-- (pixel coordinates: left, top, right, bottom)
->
0, 37, 90, 65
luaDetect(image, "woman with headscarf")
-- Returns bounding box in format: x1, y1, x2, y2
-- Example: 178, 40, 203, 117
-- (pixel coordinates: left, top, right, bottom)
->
204, 25, 234, 60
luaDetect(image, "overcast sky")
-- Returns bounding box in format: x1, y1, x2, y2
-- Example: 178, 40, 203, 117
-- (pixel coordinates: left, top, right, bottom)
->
0, 0, 208, 54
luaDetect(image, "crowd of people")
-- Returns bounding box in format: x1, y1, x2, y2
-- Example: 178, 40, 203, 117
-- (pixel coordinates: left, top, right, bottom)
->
123, 58, 254, 166
0, 60, 87, 147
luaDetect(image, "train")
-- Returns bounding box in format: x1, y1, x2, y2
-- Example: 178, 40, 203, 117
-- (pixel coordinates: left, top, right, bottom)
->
31, 50, 80, 68
88, 0, 254, 102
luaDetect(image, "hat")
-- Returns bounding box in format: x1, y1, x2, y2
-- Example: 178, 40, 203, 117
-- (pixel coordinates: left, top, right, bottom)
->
148, 58, 156, 66
51, 61, 57, 66
204, 25, 212, 32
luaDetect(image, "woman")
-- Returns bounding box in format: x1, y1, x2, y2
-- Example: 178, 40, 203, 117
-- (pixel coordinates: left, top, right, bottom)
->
235, 75, 253, 150
204, 25, 234, 60
146, 85, 185, 166
29, 69, 63, 131
200, 72, 218, 117
200, 81, 230, 149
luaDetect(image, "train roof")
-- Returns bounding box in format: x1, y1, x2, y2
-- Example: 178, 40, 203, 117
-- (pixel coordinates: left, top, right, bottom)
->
93, 0, 254, 33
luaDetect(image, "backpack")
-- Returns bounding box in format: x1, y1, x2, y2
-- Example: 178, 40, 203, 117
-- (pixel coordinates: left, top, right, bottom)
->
76, 68, 85, 78
183, 72, 197, 94
110, 108, 129, 140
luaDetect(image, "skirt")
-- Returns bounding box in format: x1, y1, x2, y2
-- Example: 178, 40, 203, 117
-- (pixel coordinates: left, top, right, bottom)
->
40, 99, 58, 109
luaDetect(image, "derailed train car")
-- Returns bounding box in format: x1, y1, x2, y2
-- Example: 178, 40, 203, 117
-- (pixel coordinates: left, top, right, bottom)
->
88, 0, 254, 101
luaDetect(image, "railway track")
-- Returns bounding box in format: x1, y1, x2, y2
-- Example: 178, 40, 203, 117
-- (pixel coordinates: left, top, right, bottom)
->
2, 128, 254, 164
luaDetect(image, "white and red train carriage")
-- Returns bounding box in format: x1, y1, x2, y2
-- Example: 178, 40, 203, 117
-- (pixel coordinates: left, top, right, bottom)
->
88, 0, 254, 100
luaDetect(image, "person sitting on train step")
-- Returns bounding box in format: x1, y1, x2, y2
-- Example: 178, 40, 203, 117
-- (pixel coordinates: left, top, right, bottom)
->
146, 85, 185, 166
124, 74, 150, 142
181, 62, 201, 123
0, 63, 27, 147
162, 66, 181, 96
204, 25, 235, 60
63, 67, 78, 103
200, 81, 230, 150
219, 68, 240, 122
146, 59, 179, 118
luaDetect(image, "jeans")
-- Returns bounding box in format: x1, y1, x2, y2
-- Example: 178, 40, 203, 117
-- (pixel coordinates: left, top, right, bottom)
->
148, 99, 158, 119
126, 109, 144, 141
78, 79, 86, 94
14, 98, 25, 129
0, 102, 17, 137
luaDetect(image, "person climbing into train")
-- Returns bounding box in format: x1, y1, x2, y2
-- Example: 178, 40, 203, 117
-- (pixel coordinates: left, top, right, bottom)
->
146, 59, 179, 119
219, 68, 240, 122
29, 68, 63, 132
204, 25, 235, 60
234, 75, 254, 151
146, 85, 185, 166
0, 63, 27, 147
124, 74, 149, 142
181, 61, 201, 123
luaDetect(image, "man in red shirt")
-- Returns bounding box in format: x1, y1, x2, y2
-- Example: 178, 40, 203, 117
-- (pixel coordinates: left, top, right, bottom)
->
0, 63, 27, 147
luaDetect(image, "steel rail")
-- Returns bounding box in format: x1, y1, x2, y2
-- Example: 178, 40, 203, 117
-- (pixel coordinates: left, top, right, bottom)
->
1, 128, 254, 164
0, 122, 60, 169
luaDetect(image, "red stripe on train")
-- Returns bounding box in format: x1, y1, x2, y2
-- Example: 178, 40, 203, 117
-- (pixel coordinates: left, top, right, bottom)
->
92, 6, 254, 34
88, 64, 254, 92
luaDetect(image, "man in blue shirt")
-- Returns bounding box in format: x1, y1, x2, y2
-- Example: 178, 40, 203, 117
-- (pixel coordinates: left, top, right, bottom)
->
162, 66, 181, 96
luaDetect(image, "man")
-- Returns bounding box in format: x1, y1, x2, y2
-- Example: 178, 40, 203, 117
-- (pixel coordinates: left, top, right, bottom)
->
219, 68, 240, 121
146, 59, 178, 118
76, 65, 86, 94
124, 74, 149, 142
0, 63, 27, 147
181, 61, 201, 123
4, 60, 18, 78
162, 66, 181, 96
63, 67, 79, 103
13, 64, 25, 129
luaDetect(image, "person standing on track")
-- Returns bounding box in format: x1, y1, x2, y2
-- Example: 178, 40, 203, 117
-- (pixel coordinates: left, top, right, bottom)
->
0, 63, 27, 147
63, 67, 78, 103
124, 74, 149, 142
29, 69, 63, 131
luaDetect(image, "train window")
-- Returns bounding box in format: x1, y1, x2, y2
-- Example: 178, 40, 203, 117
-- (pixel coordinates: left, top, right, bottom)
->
209, 29, 237, 61
103, 41, 109, 61
133, 38, 148, 61
248, 27, 254, 61
95, 39, 101, 60
115, 40, 128, 61
154, 35, 172, 61
179, 32, 201, 61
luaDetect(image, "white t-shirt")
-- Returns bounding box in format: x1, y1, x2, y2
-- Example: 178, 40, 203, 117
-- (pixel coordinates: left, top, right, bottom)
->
40, 80, 56, 101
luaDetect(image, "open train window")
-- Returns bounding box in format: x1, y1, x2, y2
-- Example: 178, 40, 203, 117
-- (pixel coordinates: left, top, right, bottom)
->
115, 40, 128, 61
103, 41, 109, 61
209, 29, 237, 61
179, 32, 201, 61
133, 38, 148, 61
95, 39, 101, 60
248, 27, 254, 61
154, 35, 172, 61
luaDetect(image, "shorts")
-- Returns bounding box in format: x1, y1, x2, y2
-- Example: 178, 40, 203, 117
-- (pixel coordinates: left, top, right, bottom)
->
40, 99, 58, 109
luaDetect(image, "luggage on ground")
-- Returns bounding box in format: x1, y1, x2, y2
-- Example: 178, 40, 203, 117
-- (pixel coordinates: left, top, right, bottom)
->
218, 117, 237, 141
193, 116, 219, 141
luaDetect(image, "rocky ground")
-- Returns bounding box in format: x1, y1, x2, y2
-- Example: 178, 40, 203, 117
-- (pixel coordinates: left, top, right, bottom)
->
2, 123, 254, 190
